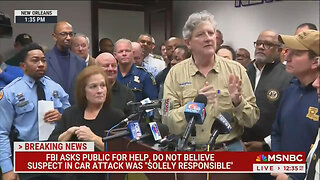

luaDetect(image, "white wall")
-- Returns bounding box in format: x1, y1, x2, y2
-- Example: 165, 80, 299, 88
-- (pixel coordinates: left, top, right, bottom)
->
0, 1, 91, 59
172, 1, 319, 57
99, 9, 144, 44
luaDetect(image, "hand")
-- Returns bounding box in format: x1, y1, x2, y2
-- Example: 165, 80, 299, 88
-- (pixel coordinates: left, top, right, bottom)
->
228, 74, 242, 107
0, 68, 2, 74
67, 126, 79, 135
75, 126, 97, 141
58, 126, 79, 141
199, 81, 217, 104
271, 172, 289, 180
2, 171, 19, 180
43, 109, 61, 122
244, 141, 263, 152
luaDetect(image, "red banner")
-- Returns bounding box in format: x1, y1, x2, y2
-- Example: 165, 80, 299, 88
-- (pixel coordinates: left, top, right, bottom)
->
14, 151, 305, 173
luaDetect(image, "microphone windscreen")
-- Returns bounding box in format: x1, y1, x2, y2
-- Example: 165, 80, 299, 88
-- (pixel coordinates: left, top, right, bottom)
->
157, 122, 169, 137
194, 94, 207, 106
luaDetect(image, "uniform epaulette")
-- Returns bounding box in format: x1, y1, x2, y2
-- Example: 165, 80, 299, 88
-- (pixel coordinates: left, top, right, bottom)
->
4, 77, 22, 88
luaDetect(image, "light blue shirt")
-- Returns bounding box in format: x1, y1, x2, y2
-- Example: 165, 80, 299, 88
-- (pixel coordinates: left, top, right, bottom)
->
143, 54, 165, 77
0, 75, 70, 173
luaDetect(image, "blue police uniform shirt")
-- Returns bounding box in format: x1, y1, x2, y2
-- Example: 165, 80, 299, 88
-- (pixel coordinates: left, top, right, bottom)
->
117, 64, 158, 102
0, 75, 70, 173
0, 62, 24, 90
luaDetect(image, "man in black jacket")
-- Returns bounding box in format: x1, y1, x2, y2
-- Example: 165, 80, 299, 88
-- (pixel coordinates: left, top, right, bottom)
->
242, 30, 293, 151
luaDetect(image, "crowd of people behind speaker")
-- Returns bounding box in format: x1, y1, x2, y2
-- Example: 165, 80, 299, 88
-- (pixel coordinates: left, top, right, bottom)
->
0, 10, 319, 180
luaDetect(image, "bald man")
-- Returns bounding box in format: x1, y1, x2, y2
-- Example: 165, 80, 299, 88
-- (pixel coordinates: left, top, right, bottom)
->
132, 42, 144, 66
243, 30, 293, 180
243, 30, 293, 151
95, 53, 135, 116
45, 21, 86, 105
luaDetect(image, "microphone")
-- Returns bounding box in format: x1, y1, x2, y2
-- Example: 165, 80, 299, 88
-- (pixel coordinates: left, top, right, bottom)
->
132, 122, 169, 142
102, 130, 130, 141
127, 99, 171, 112
138, 101, 162, 111
119, 113, 140, 124
177, 94, 207, 151
128, 121, 143, 139
207, 112, 233, 150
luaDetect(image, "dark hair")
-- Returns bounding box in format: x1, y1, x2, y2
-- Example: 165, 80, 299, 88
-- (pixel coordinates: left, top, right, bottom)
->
74, 65, 112, 109
296, 23, 318, 31
308, 50, 318, 60
216, 45, 236, 60
17, 42, 44, 63
99, 38, 113, 45
175, 45, 191, 59
15, 33, 33, 46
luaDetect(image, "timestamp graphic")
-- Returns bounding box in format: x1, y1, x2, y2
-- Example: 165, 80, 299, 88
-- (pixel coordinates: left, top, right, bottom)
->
14, 10, 57, 23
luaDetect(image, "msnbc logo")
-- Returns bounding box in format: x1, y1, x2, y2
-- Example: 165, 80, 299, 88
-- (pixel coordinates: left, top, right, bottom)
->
256, 154, 267, 162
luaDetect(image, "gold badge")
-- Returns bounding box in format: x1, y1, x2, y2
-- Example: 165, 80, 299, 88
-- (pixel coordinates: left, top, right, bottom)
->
266, 89, 279, 102
306, 107, 319, 122
134, 76, 140, 83
0, 91, 3, 100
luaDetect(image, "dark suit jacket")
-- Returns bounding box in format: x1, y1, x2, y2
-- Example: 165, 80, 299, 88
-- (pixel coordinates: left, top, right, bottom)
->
242, 60, 293, 142
45, 47, 86, 105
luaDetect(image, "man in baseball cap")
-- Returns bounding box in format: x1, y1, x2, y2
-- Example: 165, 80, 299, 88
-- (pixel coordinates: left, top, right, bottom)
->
279, 30, 319, 56
271, 30, 319, 180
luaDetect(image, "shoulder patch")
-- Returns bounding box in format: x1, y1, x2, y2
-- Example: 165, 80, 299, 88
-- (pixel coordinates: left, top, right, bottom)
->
148, 72, 157, 85
153, 54, 163, 60
0, 90, 3, 100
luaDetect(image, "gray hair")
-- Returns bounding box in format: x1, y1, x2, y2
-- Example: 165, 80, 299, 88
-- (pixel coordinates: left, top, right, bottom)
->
114, 38, 132, 52
182, 10, 217, 40
72, 33, 90, 46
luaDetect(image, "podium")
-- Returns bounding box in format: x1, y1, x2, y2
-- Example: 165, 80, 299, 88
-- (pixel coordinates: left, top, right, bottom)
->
106, 130, 253, 180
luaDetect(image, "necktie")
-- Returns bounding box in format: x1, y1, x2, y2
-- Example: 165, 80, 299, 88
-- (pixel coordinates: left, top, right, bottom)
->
36, 80, 46, 100
306, 139, 320, 180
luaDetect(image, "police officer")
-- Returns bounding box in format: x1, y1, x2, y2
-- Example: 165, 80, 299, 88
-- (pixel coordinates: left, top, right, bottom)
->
0, 43, 70, 180
115, 38, 158, 102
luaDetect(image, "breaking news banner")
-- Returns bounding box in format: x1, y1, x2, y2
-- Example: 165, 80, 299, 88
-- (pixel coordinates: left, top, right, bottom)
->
14, 10, 58, 23
14, 142, 306, 173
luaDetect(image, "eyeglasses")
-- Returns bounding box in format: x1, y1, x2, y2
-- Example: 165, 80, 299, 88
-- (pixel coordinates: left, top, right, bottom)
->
57, 32, 75, 38
254, 41, 280, 49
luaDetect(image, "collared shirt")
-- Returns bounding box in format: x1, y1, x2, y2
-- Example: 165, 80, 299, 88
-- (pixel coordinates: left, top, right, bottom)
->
143, 54, 166, 77
253, 62, 265, 91
0, 75, 70, 173
85, 54, 90, 66
117, 64, 158, 101
163, 55, 259, 144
